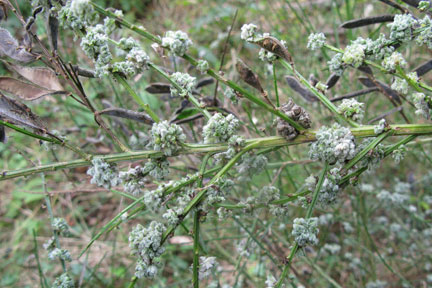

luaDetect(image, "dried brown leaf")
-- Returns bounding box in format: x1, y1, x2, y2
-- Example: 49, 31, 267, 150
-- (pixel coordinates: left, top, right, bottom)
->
0, 92, 46, 132
0, 77, 66, 101
236, 59, 264, 93
285, 76, 317, 102
340, 15, 394, 29
358, 76, 401, 103
254, 35, 292, 63
7, 63, 64, 91
98, 107, 154, 125
145, 83, 171, 94
0, 28, 37, 63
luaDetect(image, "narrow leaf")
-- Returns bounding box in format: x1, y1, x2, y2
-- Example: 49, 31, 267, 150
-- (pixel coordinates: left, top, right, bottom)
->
330, 87, 379, 102
340, 15, 394, 29
285, 76, 317, 102
0, 28, 37, 63
47, 15, 59, 51
414, 60, 432, 76
145, 82, 171, 94
196, 77, 214, 89
254, 35, 292, 63
325, 73, 340, 89
0, 92, 47, 132
7, 63, 64, 91
236, 59, 264, 93
98, 107, 154, 125
0, 77, 66, 101
358, 76, 401, 103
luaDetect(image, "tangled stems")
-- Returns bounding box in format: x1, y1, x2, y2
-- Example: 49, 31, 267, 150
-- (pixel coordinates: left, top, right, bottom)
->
275, 163, 329, 288
324, 43, 432, 96
278, 60, 359, 128
88, 1, 305, 132
1, 124, 432, 181
113, 73, 160, 123
148, 63, 212, 120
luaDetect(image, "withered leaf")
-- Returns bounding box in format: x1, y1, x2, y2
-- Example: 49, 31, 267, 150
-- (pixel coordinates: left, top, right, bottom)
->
0, 92, 47, 132
145, 83, 171, 94
47, 14, 59, 51
236, 59, 264, 93
358, 64, 373, 75
0, 77, 67, 101
98, 107, 154, 125
325, 73, 340, 89
330, 87, 379, 102
414, 60, 432, 76
7, 63, 64, 91
196, 77, 214, 89
254, 35, 292, 63
0, 118, 6, 143
285, 76, 318, 102
0, 28, 37, 63
358, 76, 401, 103
340, 15, 394, 29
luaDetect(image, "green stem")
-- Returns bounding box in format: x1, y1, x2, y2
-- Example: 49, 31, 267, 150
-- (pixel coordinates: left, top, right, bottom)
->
90, 2, 305, 132
148, 63, 211, 120
192, 153, 211, 287
276, 162, 329, 287
113, 73, 160, 123
279, 60, 359, 127
42, 173, 67, 273
2, 124, 432, 181
273, 63, 280, 107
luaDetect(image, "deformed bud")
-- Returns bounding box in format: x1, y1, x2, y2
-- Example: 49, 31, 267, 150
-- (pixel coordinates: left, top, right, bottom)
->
276, 99, 311, 140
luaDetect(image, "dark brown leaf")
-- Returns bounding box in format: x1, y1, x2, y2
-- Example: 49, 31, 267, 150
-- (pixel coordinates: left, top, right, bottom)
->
340, 15, 394, 29
47, 14, 59, 51
196, 77, 214, 89
358, 65, 373, 75
254, 35, 292, 63
0, 28, 37, 63
414, 60, 432, 76
0, 77, 67, 101
285, 76, 317, 102
236, 59, 264, 93
325, 73, 340, 89
0, 92, 46, 132
358, 76, 401, 103
7, 63, 64, 91
98, 108, 154, 125
145, 83, 171, 94
330, 87, 379, 102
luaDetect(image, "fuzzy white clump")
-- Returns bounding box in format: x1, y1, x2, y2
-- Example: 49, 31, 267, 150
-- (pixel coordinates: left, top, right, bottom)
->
365, 280, 388, 288
129, 221, 166, 279
292, 217, 319, 247
161, 30, 193, 56
203, 113, 240, 143
52, 273, 75, 288
391, 78, 409, 94
382, 52, 407, 71
328, 53, 344, 76
87, 158, 120, 189
224, 88, 238, 104
338, 99, 365, 122
374, 119, 387, 135
309, 123, 356, 165
58, 0, 99, 31
48, 248, 72, 262
259, 48, 278, 62
80, 24, 113, 76
307, 32, 326, 50
392, 145, 407, 164
306, 168, 342, 206
387, 14, 417, 42
170, 72, 196, 97
197, 256, 218, 280
149, 121, 186, 156
342, 43, 365, 68
411, 92, 431, 119
52, 218, 70, 235
196, 60, 209, 74
416, 15, 432, 48
240, 23, 259, 42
